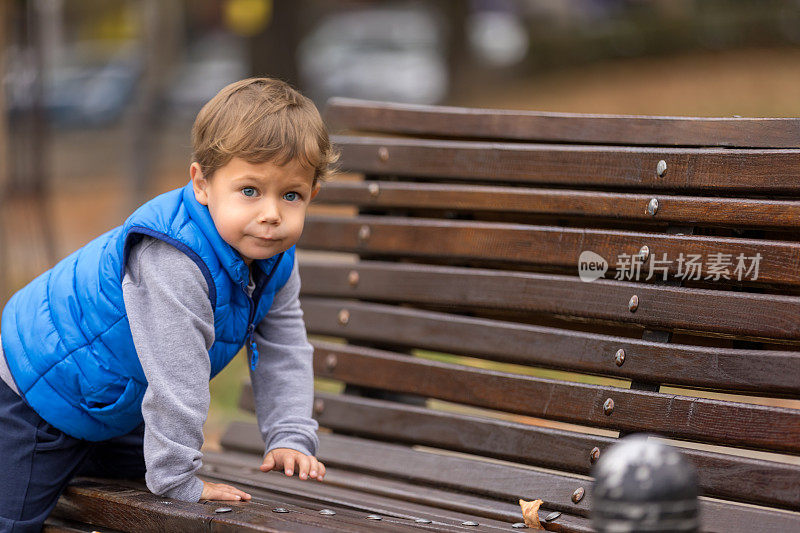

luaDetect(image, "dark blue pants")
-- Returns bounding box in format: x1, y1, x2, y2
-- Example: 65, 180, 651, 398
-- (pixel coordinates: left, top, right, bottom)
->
0, 378, 146, 533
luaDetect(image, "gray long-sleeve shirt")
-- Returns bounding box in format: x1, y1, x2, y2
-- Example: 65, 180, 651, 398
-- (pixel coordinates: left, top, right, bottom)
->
0, 235, 319, 502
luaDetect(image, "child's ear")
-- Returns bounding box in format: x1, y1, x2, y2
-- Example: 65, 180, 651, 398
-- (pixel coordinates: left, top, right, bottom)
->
190, 163, 210, 206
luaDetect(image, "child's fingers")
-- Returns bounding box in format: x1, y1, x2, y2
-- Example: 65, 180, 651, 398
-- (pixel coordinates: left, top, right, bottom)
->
297, 455, 312, 480
215, 483, 251, 500
201, 481, 252, 501
284, 455, 296, 476
316, 461, 326, 481
213, 490, 244, 501
309, 457, 319, 478
260, 452, 276, 471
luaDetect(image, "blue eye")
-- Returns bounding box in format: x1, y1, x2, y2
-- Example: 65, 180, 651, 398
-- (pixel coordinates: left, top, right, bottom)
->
283, 192, 299, 201
242, 187, 257, 197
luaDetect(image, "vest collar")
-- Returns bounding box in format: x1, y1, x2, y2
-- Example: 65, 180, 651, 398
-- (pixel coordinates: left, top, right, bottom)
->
182, 181, 283, 288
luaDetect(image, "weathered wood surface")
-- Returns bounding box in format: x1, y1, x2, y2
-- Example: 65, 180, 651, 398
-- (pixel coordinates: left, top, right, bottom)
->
54, 479, 339, 532
315, 181, 800, 229
325, 97, 800, 148
310, 341, 800, 454
201, 451, 569, 532
220, 422, 800, 533
43, 516, 124, 533
235, 386, 800, 511
313, 392, 800, 510
300, 216, 800, 286
301, 297, 800, 395
333, 136, 800, 193
294, 100, 800, 533
298, 261, 800, 341
57, 477, 492, 533
222, 425, 596, 518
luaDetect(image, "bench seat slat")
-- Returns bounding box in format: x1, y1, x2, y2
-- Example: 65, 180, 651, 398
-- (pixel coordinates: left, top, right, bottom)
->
221, 421, 800, 533
301, 216, 800, 287
326, 97, 800, 148
247, 389, 800, 511
334, 136, 800, 193
199, 465, 507, 532
299, 261, 800, 343
202, 450, 569, 531
43, 516, 126, 533
311, 341, 800, 454
302, 298, 800, 395
222, 422, 594, 517
315, 181, 800, 229
60, 476, 517, 533
54, 479, 332, 532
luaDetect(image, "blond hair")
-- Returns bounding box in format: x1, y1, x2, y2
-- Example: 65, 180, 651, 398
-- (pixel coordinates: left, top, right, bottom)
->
191, 77, 337, 185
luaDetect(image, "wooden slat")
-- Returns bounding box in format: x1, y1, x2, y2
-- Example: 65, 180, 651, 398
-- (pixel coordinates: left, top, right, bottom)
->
202, 452, 563, 532
54, 479, 333, 533
59, 476, 469, 533
302, 298, 800, 395
43, 516, 124, 533
221, 421, 800, 533
299, 261, 800, 344
334, 136, 800, 193
325, 97, 800, 148
310, 341, 800, 454
300, 216, 800, 287
315, 181, 800, 229
197, 472, 491, 533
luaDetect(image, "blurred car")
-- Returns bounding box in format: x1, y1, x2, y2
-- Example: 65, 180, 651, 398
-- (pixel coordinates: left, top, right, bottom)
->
298, 6, 448, 105
4, 44, 139, 128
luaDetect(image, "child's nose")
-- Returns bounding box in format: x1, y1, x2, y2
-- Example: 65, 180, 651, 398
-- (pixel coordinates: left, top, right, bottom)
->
257, 200, 281, 224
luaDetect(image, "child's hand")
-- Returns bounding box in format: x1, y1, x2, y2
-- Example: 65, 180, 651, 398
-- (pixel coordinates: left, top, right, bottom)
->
259, 447, 326, 481
200, 480, 252, 501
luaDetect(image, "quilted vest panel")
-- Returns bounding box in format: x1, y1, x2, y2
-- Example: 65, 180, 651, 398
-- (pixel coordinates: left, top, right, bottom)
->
1, 181, 294, 440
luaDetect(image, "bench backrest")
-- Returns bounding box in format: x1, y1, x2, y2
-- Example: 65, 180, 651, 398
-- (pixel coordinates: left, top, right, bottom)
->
247, 98, 800, 529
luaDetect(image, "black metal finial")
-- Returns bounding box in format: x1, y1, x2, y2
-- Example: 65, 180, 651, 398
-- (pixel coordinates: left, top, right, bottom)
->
592, 434, 699, 532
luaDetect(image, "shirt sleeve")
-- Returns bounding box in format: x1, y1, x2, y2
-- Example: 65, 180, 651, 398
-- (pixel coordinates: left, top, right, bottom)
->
122, 236, 214, 503
250, 256, 320, 458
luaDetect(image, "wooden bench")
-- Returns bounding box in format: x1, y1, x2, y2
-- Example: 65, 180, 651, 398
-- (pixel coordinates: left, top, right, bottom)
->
49, 99, 800, 532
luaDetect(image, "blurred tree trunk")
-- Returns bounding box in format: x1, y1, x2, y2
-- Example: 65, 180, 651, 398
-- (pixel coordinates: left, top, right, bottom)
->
127, 0, 181, 211
1, 0, 56, 302
248, 0, 302, 87
0, 0, 7, 196
0, 0, 8, 302
442, 0, 470, 103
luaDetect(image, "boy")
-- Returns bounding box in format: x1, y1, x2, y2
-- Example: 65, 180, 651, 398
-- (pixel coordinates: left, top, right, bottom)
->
0, 77, 335, 531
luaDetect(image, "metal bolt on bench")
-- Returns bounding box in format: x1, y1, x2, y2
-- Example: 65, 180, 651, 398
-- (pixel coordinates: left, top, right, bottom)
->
647, 197, 659, 216
656, 159, 668, 177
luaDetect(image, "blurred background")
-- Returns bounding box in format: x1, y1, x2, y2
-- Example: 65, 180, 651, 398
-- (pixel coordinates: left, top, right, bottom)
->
1, 0, 800, 448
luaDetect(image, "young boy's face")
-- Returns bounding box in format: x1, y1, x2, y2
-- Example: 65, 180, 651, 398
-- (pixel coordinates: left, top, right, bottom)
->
190, 157, 319, 265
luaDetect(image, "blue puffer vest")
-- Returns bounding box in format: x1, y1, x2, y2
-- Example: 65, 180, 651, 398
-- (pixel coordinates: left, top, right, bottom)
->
1, 181, 295, 441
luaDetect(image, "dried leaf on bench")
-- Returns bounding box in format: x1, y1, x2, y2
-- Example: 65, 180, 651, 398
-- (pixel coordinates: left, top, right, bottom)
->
519, 498, 544, 529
